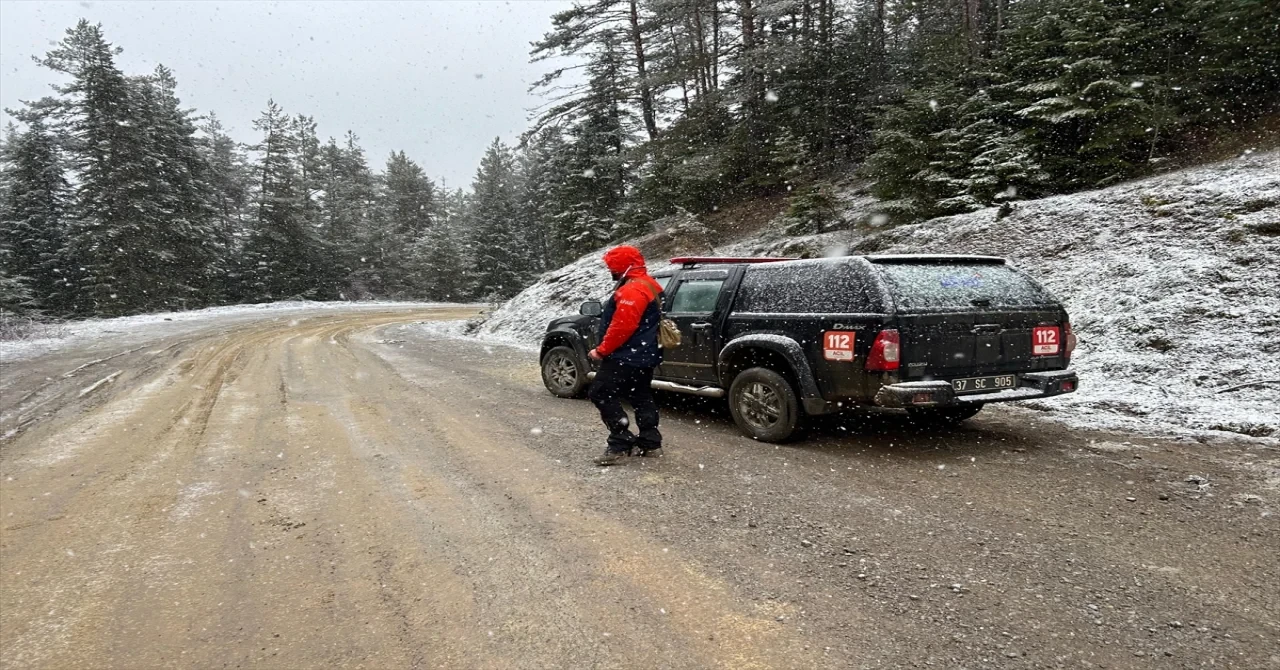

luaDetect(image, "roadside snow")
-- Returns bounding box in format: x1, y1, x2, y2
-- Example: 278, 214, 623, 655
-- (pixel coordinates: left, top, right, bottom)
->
439, 253, 678, 351
745, 151, 1280, 441
0, 300, 450, 363
472, 151, 1279, 442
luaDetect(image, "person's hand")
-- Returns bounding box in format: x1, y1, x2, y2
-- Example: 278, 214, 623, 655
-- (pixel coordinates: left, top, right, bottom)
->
588, 348, 603, 361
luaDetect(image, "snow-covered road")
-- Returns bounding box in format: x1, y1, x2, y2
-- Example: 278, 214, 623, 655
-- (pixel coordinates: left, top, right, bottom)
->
2, 306, 1277, 668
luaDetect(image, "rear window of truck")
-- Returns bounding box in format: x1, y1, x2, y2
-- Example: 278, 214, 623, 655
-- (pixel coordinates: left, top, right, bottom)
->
874, 263, 1054, 310
735, 260, 882, 313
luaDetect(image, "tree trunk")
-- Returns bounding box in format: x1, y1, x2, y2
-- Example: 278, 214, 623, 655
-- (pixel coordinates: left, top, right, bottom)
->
628, 0, 659, 141
739, 0, 758, 106
692, 1, 712, 98
711, 0, 721, 89
964, 0, 982, 60
669, 25, 691, 112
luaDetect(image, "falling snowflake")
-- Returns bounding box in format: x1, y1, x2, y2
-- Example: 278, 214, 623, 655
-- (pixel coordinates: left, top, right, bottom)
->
928, 100, 939, 111
764, 90, 779, 103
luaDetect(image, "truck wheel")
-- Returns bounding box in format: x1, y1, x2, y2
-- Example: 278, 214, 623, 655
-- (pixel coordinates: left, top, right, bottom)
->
541, 346, 587, 398
907, 404, 984, 425
729, 367, 801, 443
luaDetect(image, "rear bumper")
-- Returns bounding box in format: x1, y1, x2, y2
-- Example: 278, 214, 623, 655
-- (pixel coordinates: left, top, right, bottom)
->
873, 370, 1078, 408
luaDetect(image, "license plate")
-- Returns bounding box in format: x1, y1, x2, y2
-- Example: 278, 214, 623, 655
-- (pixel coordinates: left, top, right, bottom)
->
952, 374, 1017, 394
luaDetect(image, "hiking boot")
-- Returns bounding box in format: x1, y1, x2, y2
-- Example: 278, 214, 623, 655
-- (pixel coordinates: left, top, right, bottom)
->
593, 448, 631, 466
638, 447, 664, 458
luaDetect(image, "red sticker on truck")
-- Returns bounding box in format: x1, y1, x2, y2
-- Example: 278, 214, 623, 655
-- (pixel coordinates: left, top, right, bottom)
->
823, 331, 856, 361
1032, 326, 1060, 355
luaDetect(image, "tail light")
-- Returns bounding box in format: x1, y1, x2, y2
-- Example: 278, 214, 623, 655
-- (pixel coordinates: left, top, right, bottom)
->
1064, 320, 1077, 361
865, 329, 901, 372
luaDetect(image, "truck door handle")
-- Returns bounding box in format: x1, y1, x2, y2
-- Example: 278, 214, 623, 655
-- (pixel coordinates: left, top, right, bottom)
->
691, 322, 713, 331
972, 324, 1002, 334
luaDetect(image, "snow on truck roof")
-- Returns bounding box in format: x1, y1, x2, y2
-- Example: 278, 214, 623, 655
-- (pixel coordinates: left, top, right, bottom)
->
670, 256, 797, 265
671, 254, 1007, 267
865, 254, 1007, 264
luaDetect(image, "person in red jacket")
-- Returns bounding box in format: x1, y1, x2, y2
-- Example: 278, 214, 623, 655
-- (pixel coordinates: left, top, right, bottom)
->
587, 245, 665, 465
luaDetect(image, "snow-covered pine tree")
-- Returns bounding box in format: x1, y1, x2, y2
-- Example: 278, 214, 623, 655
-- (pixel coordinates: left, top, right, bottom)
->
133, 65, 224, 308
378, 150, 436, 294
466, 138, 525, 299
1001, 0, 1156, 188
0, 116, 70, 313
38, 21, 212, 315
326, 132, 379, 297
530, 0, 663, 142
197, 113, 253, 268
515, 128, 564, 269
552, 33, 633, 256
292, 116, 325, 243
405, 215, 465, 302
865, 83, 970, 221
412, 186, 472, 300
382, 151, 435, 240
241, 99, 329, 301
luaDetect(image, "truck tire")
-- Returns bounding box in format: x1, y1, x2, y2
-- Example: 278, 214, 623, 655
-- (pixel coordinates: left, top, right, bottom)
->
541, 346, 588, 398
906, 403, 984, 425
729, 367, 802, 442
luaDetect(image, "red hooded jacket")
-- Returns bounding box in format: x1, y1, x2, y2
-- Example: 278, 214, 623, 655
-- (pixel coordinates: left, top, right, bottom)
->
596, 246, 663, 360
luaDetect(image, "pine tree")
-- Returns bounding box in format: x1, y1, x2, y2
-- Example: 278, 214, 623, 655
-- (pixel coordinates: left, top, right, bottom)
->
376, 150, 437, 294
198, 113, 253, 262
405, 219, 465, 301
467, 138, 525, 299
531, 0, 663, 141
38, 22, 191, 315
382, 151, 435, 240
0, 117, 69, 312
328, 132, 379, 297
516, 129, 566, 268
241, 100, 330, 301
553, 34, 634, 256
133, 65, 224, 308
1001, 0, 1156, 188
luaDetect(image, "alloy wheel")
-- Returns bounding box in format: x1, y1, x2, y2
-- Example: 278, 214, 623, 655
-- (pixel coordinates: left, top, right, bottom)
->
739, 381, 782, 431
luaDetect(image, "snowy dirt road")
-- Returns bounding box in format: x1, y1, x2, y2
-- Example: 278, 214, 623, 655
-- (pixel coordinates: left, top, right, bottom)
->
1, 307, 1277, 669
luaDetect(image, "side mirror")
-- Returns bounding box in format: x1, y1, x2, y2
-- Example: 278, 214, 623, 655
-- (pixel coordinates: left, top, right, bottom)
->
579, 300, 603, 317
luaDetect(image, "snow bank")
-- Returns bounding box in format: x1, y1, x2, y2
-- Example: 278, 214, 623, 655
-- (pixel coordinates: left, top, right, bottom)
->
465, 250, 680, 350
471, 254, 616, 348
0, 300, 450, 363
472, 152, 1280, 441
743, 151, 1280, 440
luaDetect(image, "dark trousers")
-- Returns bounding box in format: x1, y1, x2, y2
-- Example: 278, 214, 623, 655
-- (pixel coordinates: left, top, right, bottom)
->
588, 358, 662, 453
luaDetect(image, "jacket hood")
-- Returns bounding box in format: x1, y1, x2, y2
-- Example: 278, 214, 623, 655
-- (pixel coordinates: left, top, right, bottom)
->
602, 245, 647, 278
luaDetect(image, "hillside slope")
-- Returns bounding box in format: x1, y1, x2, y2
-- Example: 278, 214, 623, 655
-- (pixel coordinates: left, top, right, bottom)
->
470, 152, 1280, 440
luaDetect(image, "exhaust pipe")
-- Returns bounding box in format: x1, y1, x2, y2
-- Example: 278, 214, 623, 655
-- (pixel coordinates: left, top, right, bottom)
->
586, 372, 725, 398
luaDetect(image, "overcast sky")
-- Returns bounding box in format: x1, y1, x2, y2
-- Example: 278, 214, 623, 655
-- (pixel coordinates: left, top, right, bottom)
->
0, 0, 573, 188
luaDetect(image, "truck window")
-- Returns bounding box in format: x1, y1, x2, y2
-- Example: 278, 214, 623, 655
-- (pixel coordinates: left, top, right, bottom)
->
734, 260, 881, 313
874, 263, 1053, 310
670, 279, 724, 313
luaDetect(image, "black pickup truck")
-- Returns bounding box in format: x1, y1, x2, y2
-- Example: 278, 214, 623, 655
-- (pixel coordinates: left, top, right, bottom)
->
540, 255, 1078, 442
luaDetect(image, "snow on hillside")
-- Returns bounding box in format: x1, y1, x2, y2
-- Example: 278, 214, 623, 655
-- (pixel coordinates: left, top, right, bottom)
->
469, 152, 1280, 441
469, 253, 679, 348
